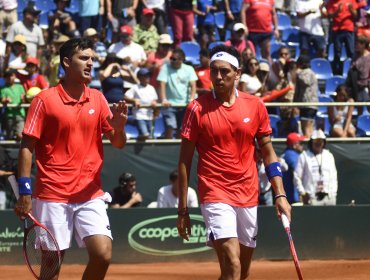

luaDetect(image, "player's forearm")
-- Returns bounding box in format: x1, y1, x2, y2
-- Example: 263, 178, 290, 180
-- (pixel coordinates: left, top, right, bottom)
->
110, 129, 127, 149
18, 137, 36, 178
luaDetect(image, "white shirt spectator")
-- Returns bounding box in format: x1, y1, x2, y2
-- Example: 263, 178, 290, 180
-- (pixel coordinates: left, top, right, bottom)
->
157, 185, 199, 208
107, 41, 147, 67
125, 84, 158, 120
240, 73, 262, 94
295, 0, 325, 36
294, 149, 338, 205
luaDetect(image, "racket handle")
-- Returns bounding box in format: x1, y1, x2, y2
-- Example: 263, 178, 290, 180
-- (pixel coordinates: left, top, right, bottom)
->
8, 175, 20, 200
281, 213, 290, 229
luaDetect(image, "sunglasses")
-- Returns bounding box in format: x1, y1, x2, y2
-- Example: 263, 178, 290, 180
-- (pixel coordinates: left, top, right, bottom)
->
170, 57, 179, 61
280, 52, 289, 56
249, 62, 258, 66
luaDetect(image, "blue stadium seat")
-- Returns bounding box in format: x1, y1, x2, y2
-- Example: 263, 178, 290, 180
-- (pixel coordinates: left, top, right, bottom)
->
17, 0, 27, 13
281, 27, 300, 45
0, 77, 5, 88
316, 115, 331, 136
224, 29, 231, 41
356, 114, 370, 137
153, 115, 165, 139
327, 43, 347, 62
65, 0, 79, 13
277, 12, 292, 30
269, 114, 281, 138
38, 11, 49, 28
180, 41, 201, 66
310, 58, 333, 80
208, 41, 224, 50
325, 76, 346, 97
317, 94, 333, 116
167, 26, 174, 41
270, 41, 287, 60
342, 58, 351, 78
214, 11, 225, 29
287, 44, 300, 60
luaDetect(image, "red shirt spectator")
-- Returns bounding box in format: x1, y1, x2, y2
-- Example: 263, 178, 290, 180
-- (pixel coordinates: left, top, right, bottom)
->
244, 0, 275, 33
327, 0, 358, 32
17, 57, 49, 91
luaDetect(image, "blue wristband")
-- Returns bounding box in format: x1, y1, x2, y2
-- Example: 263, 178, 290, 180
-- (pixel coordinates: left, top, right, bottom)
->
18, 177, 32, 195
265, 162, 282, 181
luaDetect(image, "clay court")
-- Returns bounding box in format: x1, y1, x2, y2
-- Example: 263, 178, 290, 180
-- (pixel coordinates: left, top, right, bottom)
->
1, 260, 370, 279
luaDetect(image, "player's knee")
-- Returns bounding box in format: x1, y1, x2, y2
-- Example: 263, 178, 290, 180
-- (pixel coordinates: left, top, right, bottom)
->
90, 248, 112, 266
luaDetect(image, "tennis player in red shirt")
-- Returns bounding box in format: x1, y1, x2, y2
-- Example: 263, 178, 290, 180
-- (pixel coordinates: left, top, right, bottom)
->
177, 45, 291, 279
14, 38, 128, 279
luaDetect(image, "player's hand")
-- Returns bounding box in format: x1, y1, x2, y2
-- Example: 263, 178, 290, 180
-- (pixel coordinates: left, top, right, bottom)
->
107, 100, 128, 131
14, 195, 32, 219
275, 196, 292, 222
177, 214, 191, 241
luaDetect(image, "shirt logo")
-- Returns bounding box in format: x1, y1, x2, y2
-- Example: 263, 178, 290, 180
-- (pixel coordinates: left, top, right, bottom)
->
88, 109, 95, 115
243, 117, 250, 123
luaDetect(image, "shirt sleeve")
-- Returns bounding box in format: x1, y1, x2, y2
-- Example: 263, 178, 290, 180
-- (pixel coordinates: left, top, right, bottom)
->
293, 153, 306, 195
256, 99, 272, 137
181, 100, 201, 143
22, 96, 46, 139
157, 64, 168, 82
189, 66, 198, 82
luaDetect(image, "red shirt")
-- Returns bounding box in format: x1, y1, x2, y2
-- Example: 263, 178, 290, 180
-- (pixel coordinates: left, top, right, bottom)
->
225, 39, 256, 55
195, 66, 212, 90
18, 73, 49, 91
23, 84, 113, 203
357, 27, 370, 40
146, 50, 172, 88
181, 91, 272, 207
244, 0, 274, 33
327, 0, 357, 32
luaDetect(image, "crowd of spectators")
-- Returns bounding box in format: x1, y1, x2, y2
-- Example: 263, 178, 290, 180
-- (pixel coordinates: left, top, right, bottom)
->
0, 0, 369, 141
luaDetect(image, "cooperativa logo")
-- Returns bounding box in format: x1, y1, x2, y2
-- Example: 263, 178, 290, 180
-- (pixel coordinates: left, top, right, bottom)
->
128, 215, 211, 256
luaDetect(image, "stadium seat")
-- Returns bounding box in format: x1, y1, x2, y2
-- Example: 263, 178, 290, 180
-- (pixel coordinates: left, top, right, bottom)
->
287, 44, 300, 60
317, 94, 333, 116
269, 114, 281, 138
356, 114, 370, 137
17, 0, 27, 12
325, 76, 346, 97
270, 41, 287, 60
167, 26, 174, 41
224, 29, 231, 41
0, 77, 5, 88
281, 27, 300, 45
65, 0, 79, 13
38, 11, 49, 28
310, 58, 333, 80
277, 12, 292, 30
342, 58, 351, 78
214, 11, 225, 29
153, 115, 165, 139
327, 43, 348, 62
316, 115, 331, 136
208, 41, 224, 50
180, 41, 201, 66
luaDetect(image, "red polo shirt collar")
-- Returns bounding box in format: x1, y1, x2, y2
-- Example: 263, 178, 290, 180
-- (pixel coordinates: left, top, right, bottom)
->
56, 83, 91, 104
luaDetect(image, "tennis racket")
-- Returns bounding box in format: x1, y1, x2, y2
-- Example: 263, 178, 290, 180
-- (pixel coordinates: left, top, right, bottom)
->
281, 213, 304, 280
8, 175, 62, 280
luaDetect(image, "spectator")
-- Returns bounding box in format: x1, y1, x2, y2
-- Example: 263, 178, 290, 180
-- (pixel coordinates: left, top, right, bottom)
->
99, 52, 138, 103
328, 85, 356, 137
4, 34, 27, 70
241, 0, 279, 62
225, 23, 256, 55
295, 0, 326, 58
108, 25, 147, 71
145, 33, 173, 93
106, 0, 138, 35
195, 0, 218, 49
157, 169, 198, 208
240, 46, 255, 71
48, 0, 80, 39
0, 69, 26, 140
78, 0, 103, 35
356, 9, 370, 40
169, 0, 195, 47
345, 35, 370, 115
132, 8, 160, 54
83, 28, 107, 68
293, 55, 318, 138
109, 172, 143, 208
45, 34, 70, 87
195, 48, 212, 97
157, 47, 198, 138
238, 57, 264, 95
17, 57, 49, 92
140, 0, 168, 35
324, 0, 358, 75
124, 68, 158, 139
6, 5, 45, 58
280, 132, 306, 204
224, 0, 244, 31
294, 129, 338, 205
0, 0, 18, 38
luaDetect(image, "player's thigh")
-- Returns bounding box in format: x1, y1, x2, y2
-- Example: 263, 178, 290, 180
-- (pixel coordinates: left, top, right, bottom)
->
32, 199, 74, 250
74, 196, 112, 248
236, 206, 258, 248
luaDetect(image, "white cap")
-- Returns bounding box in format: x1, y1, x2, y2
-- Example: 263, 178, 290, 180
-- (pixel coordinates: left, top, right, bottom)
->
259, 62, 270, 72
233, 23, 246, 32
311, 129, 326, 140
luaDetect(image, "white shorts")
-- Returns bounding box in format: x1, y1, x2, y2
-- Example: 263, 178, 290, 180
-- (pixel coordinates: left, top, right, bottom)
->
32, 193, 112, 250
200, 203, 258, 248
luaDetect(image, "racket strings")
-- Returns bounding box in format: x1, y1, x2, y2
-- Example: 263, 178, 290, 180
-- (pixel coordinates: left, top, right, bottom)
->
25, 226, 61, 279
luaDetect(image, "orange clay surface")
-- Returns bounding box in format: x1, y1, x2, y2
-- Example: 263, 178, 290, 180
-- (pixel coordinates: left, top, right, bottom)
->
1, 260, 370, 279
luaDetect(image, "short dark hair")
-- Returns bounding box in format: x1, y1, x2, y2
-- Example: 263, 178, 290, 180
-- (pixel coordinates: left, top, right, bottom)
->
172, 47, 185, 61
169, 169, 178, 182
297, 55, 311, 69
209, 44, 240, 67
119, 172, 136, 186
59, 38, 94, 70
199, 48, 209, 58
